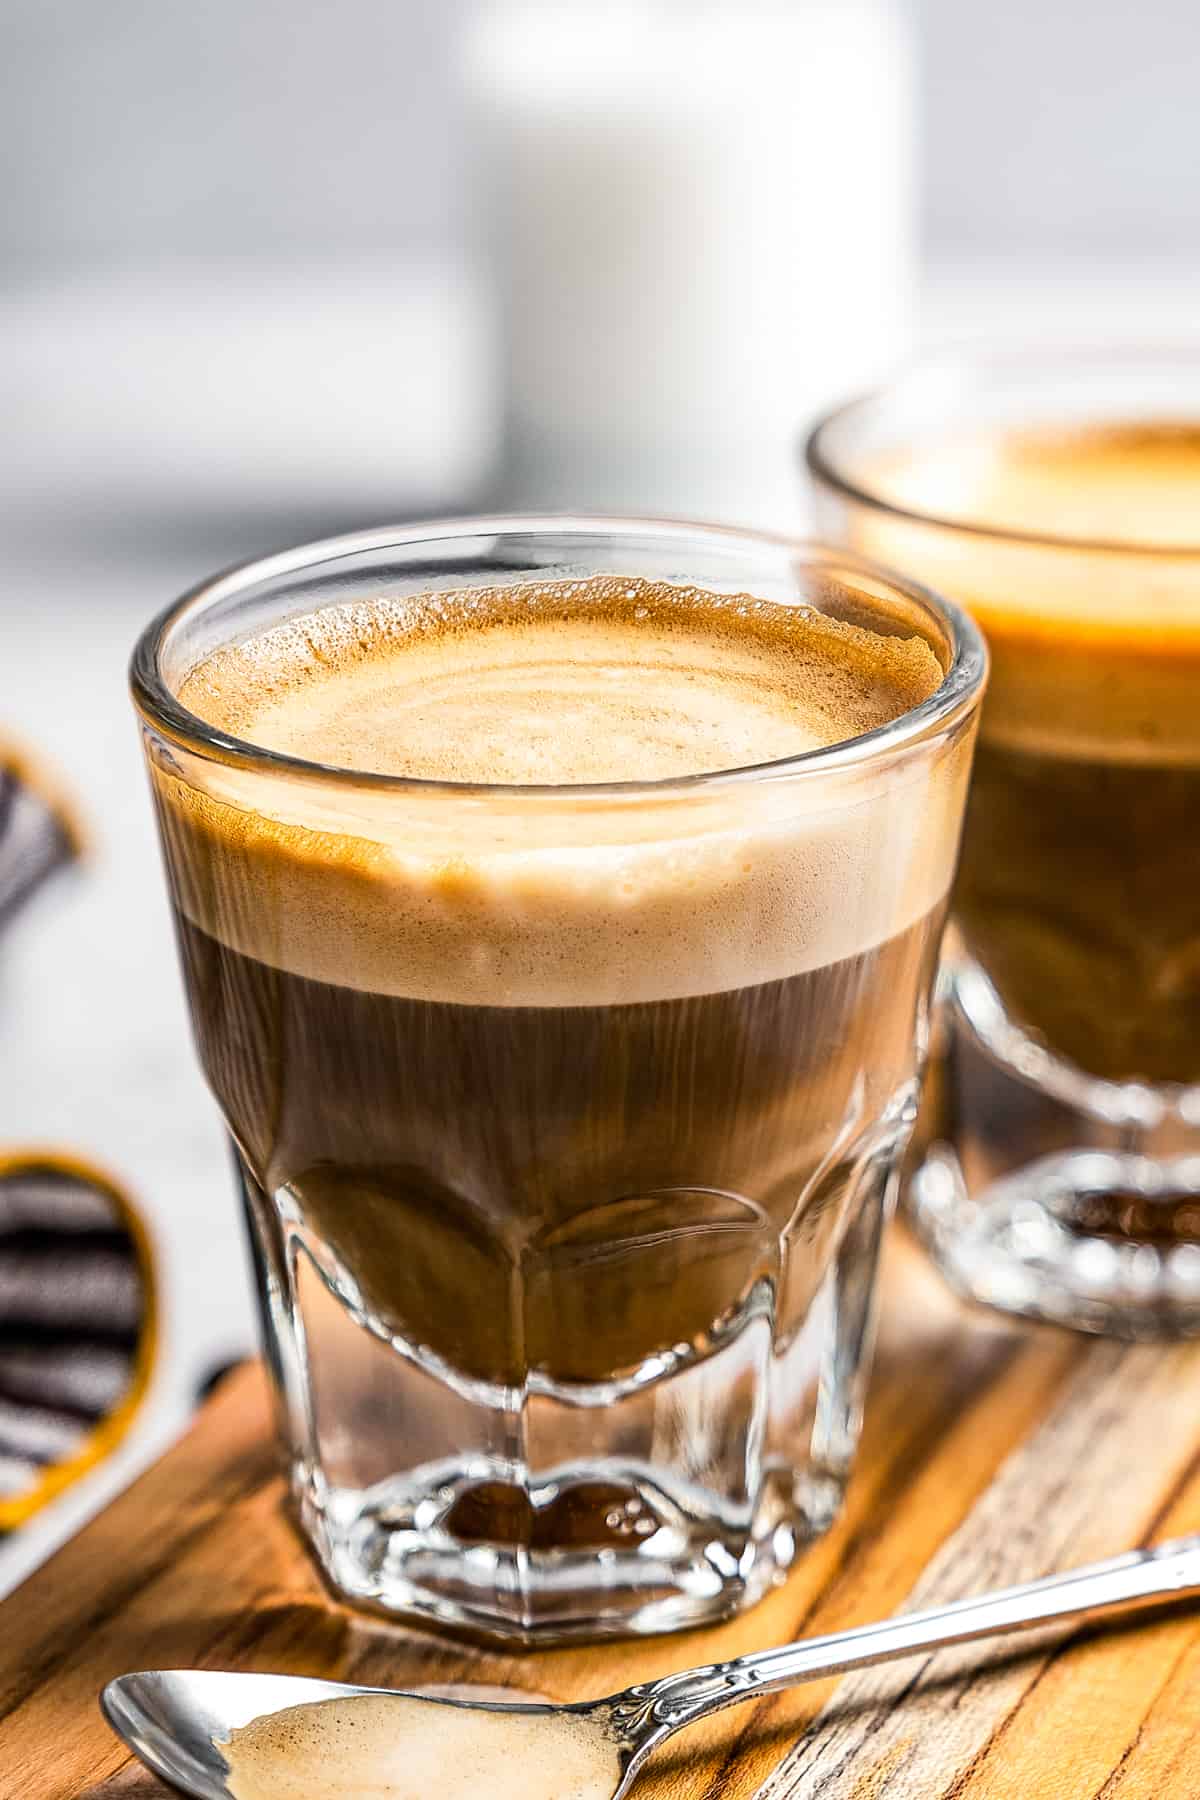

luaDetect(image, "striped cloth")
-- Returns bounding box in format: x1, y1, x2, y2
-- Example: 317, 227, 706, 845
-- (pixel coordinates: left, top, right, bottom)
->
0, 736, 81, 929
1, 743, 155, 1530
0, 1153, 156, 1530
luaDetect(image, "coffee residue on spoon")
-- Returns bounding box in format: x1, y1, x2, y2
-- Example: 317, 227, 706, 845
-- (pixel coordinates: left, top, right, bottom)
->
222, 1692, 624, 1800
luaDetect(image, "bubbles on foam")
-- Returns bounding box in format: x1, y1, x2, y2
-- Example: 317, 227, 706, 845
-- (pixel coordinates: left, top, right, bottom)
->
160, 574, 961, 1002
181, 575, 941, 784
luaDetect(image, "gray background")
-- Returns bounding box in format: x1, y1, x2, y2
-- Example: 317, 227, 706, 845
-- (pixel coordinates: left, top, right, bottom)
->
5, 0, 1199, 272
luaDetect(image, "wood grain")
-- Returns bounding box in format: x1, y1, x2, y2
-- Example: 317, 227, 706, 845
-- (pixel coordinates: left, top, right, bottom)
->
1, 1234, 1197, 1800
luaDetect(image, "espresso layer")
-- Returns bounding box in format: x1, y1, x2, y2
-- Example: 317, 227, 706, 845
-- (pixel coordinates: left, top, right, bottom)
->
956, 741, 1200, 1083
158, 576, 960, 1006
180, 908, 944, 1386
855, 422, 1200, 763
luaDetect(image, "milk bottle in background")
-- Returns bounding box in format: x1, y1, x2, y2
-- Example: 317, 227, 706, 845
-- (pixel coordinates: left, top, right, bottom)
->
461, 0, 915, 526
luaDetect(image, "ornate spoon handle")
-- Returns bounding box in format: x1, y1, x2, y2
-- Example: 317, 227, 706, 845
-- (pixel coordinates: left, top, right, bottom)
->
615, 1535, 1200, 1740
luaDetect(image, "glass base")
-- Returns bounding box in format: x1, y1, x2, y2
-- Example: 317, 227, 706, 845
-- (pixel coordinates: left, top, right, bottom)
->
276, 1261, 857, 1645
299, 1460, 830, 1645
909, 961, 1200, 1339
234, 1136, 898, 1644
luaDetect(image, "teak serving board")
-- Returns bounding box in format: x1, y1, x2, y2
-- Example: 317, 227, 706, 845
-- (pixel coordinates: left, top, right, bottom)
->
2, 1233, 1199, 1800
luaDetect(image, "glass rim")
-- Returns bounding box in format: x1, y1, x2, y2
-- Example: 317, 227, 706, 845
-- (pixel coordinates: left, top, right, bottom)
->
805, 343, 1200, 559
130, 512, 987, 799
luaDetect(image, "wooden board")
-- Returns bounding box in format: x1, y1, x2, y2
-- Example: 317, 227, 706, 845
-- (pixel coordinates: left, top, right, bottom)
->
3, 1232, 1200, 1800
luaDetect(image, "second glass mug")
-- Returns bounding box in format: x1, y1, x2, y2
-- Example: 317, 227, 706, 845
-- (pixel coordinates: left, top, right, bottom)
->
131, 517, 983, 1642
809, 351, 1200, 1338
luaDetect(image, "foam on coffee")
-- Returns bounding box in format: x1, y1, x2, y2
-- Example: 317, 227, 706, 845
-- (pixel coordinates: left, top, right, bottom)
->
871, 421, 1200, 555
855, 423, 1200, 762
222, 1692, 622, 1800
182, 575, 937, 782
158, 575, 960, 1005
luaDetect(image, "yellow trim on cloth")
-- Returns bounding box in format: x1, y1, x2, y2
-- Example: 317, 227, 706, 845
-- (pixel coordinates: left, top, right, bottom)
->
0, 1148, 158, 1532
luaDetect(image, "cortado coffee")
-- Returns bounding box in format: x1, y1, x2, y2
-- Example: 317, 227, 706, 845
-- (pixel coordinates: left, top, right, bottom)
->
852, 424, 1200, 1085
145, 563, 970, 1637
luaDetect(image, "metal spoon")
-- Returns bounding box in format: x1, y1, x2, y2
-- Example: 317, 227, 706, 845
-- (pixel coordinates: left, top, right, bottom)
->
102, 1534, 1200, 1800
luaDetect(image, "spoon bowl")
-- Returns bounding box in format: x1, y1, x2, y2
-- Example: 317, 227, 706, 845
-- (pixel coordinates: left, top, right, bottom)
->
101, 1673, 388, 1800
102, 1670, 639, 1800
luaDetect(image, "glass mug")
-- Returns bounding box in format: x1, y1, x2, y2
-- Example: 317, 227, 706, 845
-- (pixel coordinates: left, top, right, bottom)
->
809, 351, 1200, 1338
131, 517, 983, 1641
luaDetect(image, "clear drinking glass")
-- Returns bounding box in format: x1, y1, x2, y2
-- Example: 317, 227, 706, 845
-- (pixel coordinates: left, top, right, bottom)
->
131, 517, 983, 1641
808, 351, 1200, 1338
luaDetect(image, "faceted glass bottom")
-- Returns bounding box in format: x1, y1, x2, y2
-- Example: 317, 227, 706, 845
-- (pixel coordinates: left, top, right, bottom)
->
235, 1138, 901, 1644
909, 962, 1200, 1340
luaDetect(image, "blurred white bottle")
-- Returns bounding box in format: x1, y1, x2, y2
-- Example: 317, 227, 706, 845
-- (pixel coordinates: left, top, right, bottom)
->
461, 0, 915, 527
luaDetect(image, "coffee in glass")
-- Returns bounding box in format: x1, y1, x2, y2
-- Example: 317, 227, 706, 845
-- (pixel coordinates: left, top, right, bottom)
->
809, 353, 1200, 1336
132, 519, 983, 1639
